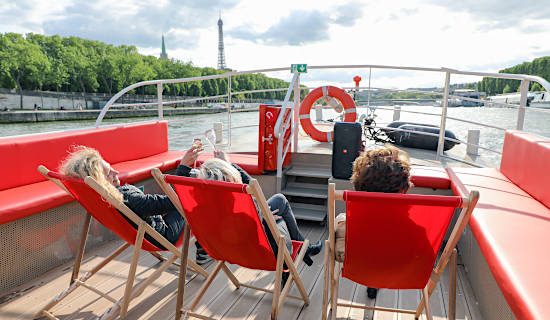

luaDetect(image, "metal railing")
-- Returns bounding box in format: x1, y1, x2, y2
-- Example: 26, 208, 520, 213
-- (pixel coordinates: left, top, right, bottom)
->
95, 64, 550, 176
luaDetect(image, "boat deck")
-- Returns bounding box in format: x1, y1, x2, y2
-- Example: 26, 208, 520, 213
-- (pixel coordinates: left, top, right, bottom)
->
0, 125, 489, 319
0, 220, 483, 320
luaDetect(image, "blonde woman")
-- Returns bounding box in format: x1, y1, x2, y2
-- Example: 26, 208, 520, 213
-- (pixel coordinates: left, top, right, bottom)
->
60, 145, 212, 264
194, 152, 323, 286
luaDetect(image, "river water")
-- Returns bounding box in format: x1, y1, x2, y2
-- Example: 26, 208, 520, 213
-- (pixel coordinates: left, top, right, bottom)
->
2, 105, 550, 166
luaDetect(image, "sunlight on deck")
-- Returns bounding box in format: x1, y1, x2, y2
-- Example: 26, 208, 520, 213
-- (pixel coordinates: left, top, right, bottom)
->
0, 221, 482, 320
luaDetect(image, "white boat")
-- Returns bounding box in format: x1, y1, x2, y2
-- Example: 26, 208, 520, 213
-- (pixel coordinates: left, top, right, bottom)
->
1, 64, 550, 320
486, 90, 550, 108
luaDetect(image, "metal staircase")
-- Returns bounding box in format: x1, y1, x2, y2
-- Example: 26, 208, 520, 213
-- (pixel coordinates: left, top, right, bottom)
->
281, 153, 331, 223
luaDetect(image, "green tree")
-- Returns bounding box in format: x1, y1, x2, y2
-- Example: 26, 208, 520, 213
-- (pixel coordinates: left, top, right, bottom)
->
502, 84, 513, 94
0, 33, 50, 108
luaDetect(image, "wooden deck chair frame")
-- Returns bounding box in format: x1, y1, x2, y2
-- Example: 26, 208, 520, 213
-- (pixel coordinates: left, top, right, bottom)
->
322, 183, 479, 320
35, 165, 209, 320
152, 168, 311, 320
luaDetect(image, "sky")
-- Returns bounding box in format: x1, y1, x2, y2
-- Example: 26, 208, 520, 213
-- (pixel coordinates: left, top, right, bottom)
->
1, 0, 549, 89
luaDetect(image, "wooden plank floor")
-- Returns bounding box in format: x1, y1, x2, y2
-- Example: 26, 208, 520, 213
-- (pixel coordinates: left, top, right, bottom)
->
0, 221, 483, 320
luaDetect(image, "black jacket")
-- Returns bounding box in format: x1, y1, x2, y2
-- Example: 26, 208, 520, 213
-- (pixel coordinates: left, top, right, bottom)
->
117, 164, 189, 246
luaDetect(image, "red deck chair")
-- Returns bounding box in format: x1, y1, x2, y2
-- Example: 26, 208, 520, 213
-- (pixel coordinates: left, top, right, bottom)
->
322, 183, 478, 320
35, 166, 209, 320
152, 168, 311, 320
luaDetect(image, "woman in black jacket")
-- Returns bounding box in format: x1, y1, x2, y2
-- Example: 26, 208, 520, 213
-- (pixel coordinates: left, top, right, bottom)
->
60, 145, 212, 264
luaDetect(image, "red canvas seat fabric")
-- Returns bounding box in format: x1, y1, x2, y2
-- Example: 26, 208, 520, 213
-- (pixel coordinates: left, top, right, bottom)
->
164, 175, 301, 271
410, 166, 451, 189
447, 166, 550, 320
47, 171, 183, 252
343, 191, 461, 289
0, 121, 186, 224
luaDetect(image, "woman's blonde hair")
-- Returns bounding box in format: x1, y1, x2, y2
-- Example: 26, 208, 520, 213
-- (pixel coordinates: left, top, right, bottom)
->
60, 146, 124, 202
198, 158, 242, 184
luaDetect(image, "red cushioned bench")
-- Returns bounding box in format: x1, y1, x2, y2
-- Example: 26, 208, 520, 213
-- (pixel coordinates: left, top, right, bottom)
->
195, 152, 263, 175
447, 130, 550, 320
410, 166, 451, 190
0, 121, 185, 224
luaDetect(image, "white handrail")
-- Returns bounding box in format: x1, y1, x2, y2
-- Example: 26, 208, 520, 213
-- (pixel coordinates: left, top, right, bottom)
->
274, 72, 299, 138
93, 63, 550, 169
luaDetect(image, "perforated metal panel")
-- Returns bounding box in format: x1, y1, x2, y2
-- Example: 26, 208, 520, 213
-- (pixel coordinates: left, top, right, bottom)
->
0, 176, 167, 296
0, 202, 116, 295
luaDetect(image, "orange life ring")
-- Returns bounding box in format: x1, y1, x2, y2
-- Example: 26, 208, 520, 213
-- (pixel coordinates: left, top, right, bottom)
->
299, 86, 357, 142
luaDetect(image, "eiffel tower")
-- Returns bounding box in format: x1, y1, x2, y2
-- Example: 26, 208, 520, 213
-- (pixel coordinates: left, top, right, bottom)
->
217, 12, 227, 70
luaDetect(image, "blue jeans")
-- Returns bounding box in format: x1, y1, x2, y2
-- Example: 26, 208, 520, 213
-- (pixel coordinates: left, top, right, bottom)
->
262, 194, 305, 255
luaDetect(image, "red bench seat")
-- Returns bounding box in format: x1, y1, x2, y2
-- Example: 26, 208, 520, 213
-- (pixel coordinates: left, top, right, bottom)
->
447, 130, 550, 320
0, 149, 186, 224
196, 152, 262, 175
0, 121, 187, 224
410, 166, 451, 189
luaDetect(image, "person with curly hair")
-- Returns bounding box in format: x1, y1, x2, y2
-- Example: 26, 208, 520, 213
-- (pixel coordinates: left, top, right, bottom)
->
350, 144, 412, 193
335, 144, 412, 299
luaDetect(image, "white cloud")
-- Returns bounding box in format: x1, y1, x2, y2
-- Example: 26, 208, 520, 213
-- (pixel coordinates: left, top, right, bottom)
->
1, 0, 549, 89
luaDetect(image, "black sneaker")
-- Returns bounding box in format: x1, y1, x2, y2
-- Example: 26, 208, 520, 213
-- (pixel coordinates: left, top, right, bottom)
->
367, 287, 378, 299
196, 248, 212, 265
306, 240, 323, 257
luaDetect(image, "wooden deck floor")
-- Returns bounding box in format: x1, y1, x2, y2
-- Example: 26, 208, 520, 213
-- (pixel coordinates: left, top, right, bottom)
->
0, 221, 483, 320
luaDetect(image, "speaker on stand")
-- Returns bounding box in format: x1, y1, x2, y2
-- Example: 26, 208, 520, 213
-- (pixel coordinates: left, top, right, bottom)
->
331, 122, 363, 180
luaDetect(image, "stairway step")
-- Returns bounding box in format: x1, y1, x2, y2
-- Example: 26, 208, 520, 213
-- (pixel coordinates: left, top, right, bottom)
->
290, 203, 326, 221
286, 181, 327, 190
282, 186, 328, 199
286, 166, 331, 179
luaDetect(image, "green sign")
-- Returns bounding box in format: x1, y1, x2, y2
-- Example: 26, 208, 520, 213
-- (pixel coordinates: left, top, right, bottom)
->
291, 64, 307, 73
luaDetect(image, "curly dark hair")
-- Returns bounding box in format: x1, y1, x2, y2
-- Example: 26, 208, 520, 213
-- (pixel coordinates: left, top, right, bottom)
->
350, 145, 412, 193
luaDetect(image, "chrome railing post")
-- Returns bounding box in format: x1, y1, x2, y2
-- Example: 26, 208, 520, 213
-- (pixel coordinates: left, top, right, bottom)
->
368, 67, 372, 107
293, 73, 301, 153
516, 79, 530, 130
274, 71, 299, 192
228, 73, 232, 147
157, 83, 163, 119
436, 71, 451, 160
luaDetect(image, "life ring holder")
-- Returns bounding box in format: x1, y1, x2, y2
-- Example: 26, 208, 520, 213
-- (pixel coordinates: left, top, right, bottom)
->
299, 85, 357, 142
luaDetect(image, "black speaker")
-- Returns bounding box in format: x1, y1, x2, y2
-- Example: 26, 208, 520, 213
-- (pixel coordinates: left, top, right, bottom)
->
332, 122, 363, 179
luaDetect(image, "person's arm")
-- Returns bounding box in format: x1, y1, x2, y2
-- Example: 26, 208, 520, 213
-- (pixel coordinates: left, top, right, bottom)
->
176, 145, 203, 177
176, 164, 192, 177
120, 185, 176, 217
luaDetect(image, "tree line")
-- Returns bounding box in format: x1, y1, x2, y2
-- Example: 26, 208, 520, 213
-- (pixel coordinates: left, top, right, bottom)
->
478, 56, 550, 95
0, 33, 292, 108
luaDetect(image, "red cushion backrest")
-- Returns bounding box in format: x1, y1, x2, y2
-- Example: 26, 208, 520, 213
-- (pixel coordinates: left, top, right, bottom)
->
500, 130, 550, 208
343, 191, 461, 289
0, 121, 168, 191
165, 175, 278, 271
47, 171, 166, 251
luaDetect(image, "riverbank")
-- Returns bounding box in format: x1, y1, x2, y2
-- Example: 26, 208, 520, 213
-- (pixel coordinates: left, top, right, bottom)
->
0, 106, 258, 123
